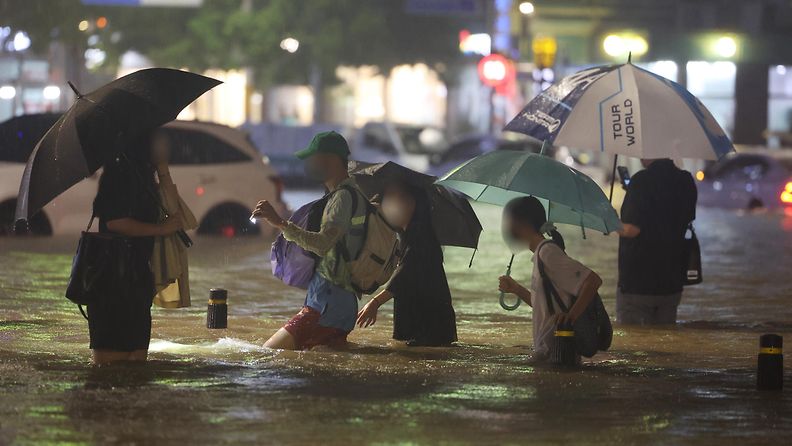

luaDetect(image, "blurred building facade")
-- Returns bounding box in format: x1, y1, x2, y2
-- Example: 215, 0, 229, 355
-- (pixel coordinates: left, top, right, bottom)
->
240, 0, 792, 147
3, 0, 792, 149
485, 0, 792, 147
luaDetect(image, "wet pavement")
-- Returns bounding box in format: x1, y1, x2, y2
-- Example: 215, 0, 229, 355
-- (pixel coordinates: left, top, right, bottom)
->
1, 203, 791, 445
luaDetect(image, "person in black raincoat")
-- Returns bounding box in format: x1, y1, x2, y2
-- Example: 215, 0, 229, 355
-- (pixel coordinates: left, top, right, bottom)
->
356, 181, 457, 346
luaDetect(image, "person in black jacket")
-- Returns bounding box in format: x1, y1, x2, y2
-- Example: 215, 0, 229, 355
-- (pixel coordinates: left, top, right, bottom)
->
88, 130, 183, 364
617, 158, 697, 325
356, 181, 457, 347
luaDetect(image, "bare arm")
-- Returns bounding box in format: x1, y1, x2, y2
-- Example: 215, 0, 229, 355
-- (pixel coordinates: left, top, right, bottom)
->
618, 223, 641, 238
499, 276, 533, 307
372, 289, 394, 306
565, 272, 603, 323
356, 289, 393, 328
514, 284, 533, 306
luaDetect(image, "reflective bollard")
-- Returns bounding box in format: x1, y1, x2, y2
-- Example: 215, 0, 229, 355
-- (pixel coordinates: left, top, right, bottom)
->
757, 334, 783, 391
207, 288, 228, 329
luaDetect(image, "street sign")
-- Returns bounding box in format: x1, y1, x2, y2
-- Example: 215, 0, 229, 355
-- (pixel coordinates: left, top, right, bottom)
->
533, 36, 558, 68
81, 0, 202, 6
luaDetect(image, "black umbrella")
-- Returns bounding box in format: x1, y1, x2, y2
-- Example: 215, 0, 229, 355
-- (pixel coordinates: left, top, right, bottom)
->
15, 68, 221, 222
349, 161, 482, 249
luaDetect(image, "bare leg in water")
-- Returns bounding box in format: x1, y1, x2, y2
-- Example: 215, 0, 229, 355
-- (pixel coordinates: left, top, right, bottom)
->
264, 328, 297, 350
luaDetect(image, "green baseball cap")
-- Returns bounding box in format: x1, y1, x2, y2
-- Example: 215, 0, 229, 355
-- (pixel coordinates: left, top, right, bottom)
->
295, 131, 351, 160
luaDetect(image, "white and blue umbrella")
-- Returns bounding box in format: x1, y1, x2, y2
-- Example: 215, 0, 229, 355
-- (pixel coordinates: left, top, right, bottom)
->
505, 62, 734, 161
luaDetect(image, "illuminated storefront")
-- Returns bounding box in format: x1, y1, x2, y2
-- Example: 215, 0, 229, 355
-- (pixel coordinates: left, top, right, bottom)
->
329, 64, 448, 129
769, 65, 792, 136
687, 61, 737, 136
0, 56, 62, 122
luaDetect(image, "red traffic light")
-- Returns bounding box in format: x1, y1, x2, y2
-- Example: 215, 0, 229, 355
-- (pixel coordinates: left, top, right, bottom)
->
477, 54, 514, 88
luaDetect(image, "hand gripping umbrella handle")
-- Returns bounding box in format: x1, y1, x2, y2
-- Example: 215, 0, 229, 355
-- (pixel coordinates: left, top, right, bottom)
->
499, 290, 521, 311
499, 254, 521, 311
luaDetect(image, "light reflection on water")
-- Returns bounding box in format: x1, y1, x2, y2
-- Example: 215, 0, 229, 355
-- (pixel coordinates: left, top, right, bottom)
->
1, 205, 791, 445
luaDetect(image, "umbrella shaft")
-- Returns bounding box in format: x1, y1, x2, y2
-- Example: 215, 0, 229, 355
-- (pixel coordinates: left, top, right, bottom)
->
176, 229, 193, 248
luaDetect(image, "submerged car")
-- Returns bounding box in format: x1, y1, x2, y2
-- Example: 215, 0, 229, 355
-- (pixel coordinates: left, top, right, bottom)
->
696, 149, 792, 210
0, 115, 288, 237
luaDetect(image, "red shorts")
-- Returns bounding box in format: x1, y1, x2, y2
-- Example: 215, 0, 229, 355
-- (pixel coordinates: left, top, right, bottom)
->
283, 306, 349, 350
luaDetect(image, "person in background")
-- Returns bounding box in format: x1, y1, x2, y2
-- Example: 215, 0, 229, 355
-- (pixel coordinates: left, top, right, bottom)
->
617, 158, 697, 325
496, 196, 603, 361
356, 181, 457, 347
88, 130, 183, 365
252, 131, 366, 350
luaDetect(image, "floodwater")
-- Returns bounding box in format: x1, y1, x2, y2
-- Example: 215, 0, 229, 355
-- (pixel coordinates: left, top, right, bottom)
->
1, 202, 791, 445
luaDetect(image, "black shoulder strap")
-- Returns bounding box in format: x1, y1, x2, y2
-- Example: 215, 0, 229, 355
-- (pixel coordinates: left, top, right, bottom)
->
85, 211, 96, 232
339, 184, 360, 214
536, 241, 572, 315
332, 184, 364, 272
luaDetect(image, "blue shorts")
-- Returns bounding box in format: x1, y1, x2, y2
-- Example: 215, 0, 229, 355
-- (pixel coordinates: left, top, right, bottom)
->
303, 273, 358, 333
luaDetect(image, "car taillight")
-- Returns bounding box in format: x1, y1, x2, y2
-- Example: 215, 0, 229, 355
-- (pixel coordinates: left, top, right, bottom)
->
781, 181, 792, 204
270, 176, 285, 202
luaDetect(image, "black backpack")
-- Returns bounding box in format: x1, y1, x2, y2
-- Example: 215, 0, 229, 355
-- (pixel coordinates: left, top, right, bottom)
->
536, 241, 613, 358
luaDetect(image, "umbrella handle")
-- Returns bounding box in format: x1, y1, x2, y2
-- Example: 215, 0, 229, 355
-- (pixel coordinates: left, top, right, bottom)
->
499, 254, 521, 311
499, 290, 521, 311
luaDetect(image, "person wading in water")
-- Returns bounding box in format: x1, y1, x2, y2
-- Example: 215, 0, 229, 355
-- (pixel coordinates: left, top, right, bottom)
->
253, 131, 367, 350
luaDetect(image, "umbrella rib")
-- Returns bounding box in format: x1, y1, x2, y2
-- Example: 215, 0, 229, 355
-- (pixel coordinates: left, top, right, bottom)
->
569, 171, 589, 238
597, 67, 624, 152
474, 185, 489, 202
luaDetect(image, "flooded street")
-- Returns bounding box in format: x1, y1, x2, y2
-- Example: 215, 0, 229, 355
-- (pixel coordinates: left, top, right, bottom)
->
1, 203, 791, 445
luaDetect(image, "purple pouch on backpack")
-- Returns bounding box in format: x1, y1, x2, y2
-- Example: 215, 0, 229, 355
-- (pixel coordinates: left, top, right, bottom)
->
271, 199, 324, 289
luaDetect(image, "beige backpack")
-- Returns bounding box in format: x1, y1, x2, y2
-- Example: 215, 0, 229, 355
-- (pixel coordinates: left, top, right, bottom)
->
337, 185, 401, 294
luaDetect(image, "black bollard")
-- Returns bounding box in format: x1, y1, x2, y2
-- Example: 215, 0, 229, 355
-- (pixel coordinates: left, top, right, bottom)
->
550, 322, 578, 367
206, 288, 228, 329
757, 334, 783, 391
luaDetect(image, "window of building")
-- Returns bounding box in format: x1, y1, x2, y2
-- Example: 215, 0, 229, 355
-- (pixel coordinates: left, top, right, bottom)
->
686, 61, 736, 136
768, 65, 792, 134
637, 60, 678, 82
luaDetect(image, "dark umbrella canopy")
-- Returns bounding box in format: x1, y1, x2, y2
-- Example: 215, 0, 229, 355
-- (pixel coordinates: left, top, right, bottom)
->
349, 161, 482, 249
15, 68, 221, 221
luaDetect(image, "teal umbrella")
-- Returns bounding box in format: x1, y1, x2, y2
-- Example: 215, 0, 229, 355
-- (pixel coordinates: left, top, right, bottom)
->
437, 149, 621, 235
436, 146, 621, 310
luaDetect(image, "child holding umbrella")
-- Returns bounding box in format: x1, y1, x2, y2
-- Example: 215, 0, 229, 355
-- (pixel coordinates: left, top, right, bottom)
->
497, 196, 604, 361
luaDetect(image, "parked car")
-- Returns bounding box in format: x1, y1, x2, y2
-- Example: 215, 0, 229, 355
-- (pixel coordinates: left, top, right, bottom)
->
696, 149, 792, 210
0, 115, 288, 237
426, 133, 541, 177
352, 121, 449, 172
242, 122, 341, 188
243, 121, 450, 186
